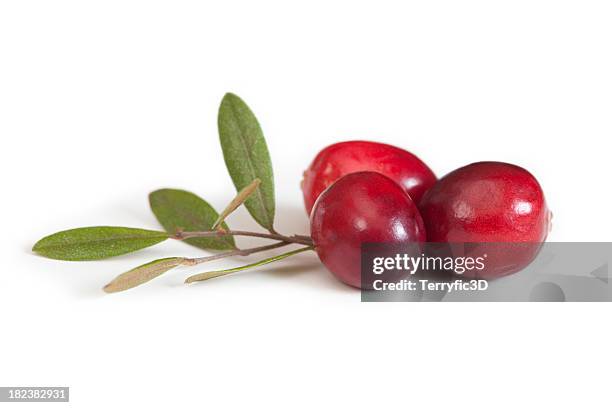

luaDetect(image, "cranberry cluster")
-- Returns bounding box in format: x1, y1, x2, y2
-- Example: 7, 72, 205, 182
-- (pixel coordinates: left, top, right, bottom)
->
303, 141, 550, 288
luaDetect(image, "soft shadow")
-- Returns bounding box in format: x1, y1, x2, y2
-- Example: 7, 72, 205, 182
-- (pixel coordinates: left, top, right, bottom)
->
259, 256, 356, 293
261, 258, 322, 278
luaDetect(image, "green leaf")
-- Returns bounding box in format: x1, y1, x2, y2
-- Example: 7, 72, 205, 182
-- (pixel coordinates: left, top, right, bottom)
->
149, 189, 236, 250
103, 257, 185, 293
218, 93, 276, 232
33, 227, 169, 261
185, 246, 312, 284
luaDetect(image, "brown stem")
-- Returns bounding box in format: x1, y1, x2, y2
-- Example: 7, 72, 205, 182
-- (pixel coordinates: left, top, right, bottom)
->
185, 246, 313, 284
293, 234, 312, 241
183, 241, 291, 266
173, 229, 312, 246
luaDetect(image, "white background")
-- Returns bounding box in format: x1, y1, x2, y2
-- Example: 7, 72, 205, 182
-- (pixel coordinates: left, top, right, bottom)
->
1, 1, 611, 407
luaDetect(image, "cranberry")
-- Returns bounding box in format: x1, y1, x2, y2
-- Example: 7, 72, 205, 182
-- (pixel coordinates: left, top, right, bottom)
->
419, 162, 551, 278
302, 141, 436, 214
310, 171, 426, 288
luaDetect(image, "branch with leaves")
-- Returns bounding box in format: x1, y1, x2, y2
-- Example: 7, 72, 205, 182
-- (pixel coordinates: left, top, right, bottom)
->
32, 93, 314, 293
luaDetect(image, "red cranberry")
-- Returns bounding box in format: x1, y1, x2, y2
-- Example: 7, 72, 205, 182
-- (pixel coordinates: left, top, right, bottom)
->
419, 162, 551, 278
310, 171, 426, 288
302, 141, 436, 214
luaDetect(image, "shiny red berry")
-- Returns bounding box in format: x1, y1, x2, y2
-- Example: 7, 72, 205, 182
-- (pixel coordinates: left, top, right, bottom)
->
310, 171, 426, 288
419, 161, 551, 278
302, 141, 436, 214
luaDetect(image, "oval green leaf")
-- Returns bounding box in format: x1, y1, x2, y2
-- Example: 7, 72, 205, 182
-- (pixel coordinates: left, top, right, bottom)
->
218, 93, 276, 232
33, 226, 169, 261
149, 189, 236, 250
103, 257, 185, 293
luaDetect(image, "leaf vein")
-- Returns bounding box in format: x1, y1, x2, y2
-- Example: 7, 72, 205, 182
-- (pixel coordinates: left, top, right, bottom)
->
228, 98, 273, 229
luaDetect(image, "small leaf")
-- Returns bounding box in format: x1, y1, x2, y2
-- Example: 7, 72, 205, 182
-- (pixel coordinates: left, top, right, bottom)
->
212, 178, 261, 230
218, 93, 276, 232
149, 189, 236, 250
185, 247, 312, 284
33, 227, 169, 261
103, 257, 185, 293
